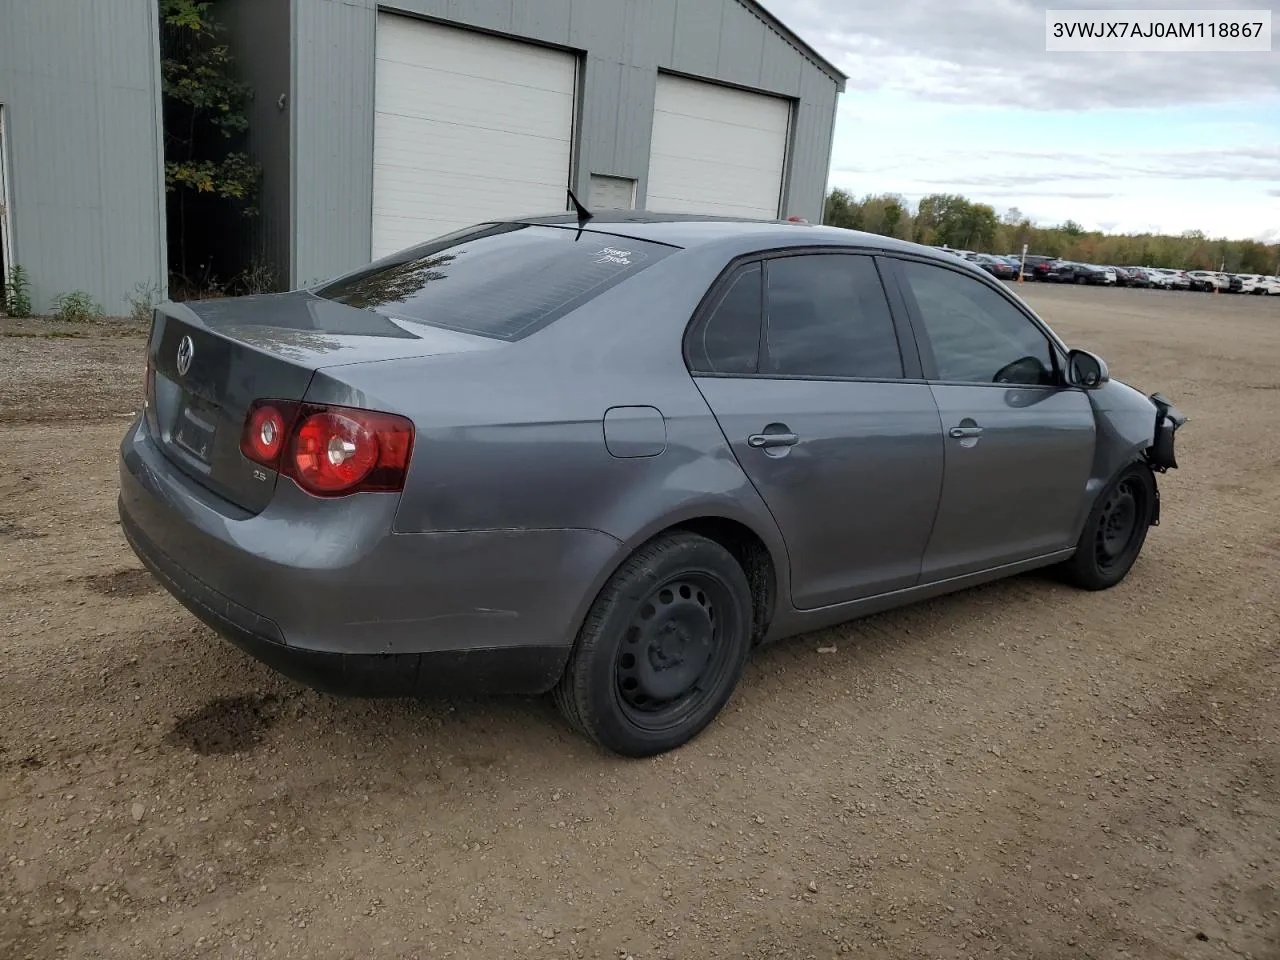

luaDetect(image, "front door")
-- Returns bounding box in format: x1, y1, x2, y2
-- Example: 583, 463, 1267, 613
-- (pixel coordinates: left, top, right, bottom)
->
890, 257, 1096, 581
688, 252, 945, 609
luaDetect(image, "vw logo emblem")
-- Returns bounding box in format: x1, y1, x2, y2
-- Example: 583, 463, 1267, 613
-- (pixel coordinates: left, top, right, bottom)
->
175, 335, 194, 376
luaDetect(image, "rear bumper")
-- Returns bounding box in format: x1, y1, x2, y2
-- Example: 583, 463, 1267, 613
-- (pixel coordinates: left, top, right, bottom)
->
118, 417, 620, 696
120, 509, 566, 696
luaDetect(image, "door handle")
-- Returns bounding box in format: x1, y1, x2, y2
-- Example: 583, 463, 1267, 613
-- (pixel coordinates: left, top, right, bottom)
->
949, 425, 984, 439
747, 432, 800, 449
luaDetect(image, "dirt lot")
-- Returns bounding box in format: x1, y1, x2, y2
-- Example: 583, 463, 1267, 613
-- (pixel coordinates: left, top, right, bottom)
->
2, 285, 1278, 960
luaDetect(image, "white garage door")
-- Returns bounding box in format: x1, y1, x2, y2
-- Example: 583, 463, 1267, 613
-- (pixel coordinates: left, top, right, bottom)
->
371, 15, 576, 259
646, 74, 791, 220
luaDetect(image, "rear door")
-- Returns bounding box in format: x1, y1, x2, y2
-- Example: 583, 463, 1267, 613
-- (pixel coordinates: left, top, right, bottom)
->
887, 257, 1096, 581
689, 251, 944, 609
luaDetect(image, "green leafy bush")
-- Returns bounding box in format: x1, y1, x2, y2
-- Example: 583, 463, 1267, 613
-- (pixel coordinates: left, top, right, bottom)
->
52, 291, 104, 323
2, 265, 32, 317
160, 0, 261, 290
125, 280, 164, 324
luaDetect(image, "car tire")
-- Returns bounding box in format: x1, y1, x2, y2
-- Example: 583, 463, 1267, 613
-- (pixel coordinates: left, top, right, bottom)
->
554, 532, 754, 757
1057, 462, 1157, 591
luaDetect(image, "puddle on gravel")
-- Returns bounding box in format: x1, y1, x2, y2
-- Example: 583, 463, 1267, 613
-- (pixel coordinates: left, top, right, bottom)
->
166, 694, 282, 755
74, 568, 159, 598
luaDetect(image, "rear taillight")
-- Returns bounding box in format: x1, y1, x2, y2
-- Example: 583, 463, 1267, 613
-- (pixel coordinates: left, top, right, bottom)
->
239, 400, 414, 497
241, 403, 287, 463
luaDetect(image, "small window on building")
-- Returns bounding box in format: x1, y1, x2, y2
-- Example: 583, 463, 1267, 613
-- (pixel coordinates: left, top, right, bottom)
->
589, 175, 637, 211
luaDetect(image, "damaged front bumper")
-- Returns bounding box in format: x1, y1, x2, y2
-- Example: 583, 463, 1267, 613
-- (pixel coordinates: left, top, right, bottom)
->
1147, 392, 1187, 473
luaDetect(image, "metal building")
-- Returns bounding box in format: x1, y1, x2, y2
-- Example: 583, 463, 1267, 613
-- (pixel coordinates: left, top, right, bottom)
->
0, 0, 168, 316
227, 0, 846, 287
0, 0, 843, 312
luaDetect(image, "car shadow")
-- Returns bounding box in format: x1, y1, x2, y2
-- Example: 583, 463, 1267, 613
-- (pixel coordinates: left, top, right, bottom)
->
150, 566, 1082, 775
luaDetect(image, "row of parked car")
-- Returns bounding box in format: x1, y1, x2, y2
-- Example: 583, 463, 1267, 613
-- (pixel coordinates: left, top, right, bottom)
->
937, 248, 1280, 295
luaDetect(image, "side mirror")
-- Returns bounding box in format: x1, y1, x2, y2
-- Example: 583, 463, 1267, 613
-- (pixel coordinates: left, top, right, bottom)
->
994, 355, 1051, 385
1066, 349, 1109, 389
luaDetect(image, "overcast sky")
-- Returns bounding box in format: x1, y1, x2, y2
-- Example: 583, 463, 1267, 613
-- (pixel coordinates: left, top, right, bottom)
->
764, 0, 1280, 241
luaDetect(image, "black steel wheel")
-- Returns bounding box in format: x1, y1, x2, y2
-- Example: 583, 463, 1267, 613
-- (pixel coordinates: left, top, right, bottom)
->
614, 573, 739, 734
1094, 478, 1142, 573
1058, 462, 1156, 590
555, 532, 754, 757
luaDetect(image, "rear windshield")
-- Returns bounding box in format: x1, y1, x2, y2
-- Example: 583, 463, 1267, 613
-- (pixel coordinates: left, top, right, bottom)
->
313, 223, 675, 340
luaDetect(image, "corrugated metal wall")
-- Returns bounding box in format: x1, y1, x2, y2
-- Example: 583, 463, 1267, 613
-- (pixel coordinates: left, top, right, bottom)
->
291, 0, 378, 287
280, 0, 841, 287
0, 0, 166, 315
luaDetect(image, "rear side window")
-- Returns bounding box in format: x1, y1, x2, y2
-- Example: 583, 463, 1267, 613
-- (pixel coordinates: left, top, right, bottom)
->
687, 263, 762, 375
314, 223, 674, 340
762, 254, 904, 379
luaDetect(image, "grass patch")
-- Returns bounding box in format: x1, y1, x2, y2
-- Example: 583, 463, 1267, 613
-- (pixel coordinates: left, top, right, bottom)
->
0, 315, 147, 339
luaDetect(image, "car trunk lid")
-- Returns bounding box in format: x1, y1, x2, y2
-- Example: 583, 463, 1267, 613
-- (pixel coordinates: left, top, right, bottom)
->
145, 291, 497, 514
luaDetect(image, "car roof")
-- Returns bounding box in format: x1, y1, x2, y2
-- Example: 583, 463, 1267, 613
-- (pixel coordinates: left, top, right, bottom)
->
507, 210, 944, 258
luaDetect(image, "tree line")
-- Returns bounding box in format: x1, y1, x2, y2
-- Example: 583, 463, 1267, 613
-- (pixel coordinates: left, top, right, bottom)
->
159, 0, 264, 298
823, 189, 1280, 274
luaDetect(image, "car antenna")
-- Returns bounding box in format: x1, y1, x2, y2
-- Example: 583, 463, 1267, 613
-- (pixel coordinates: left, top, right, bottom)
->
567, 187, 593, 240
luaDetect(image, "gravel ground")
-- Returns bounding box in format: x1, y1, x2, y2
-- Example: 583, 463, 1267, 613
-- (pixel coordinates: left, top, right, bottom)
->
1, 286, 1277, 960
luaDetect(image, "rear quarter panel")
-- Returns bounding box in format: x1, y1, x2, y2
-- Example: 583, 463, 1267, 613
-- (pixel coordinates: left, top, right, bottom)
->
305, 240, 793, 585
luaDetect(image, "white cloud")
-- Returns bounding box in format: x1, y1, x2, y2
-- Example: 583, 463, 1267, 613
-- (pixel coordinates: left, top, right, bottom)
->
766, 0, 1280, 108
761, 0, 1280, 239
837, 147, 1280, 188
825, 115, 1280, 236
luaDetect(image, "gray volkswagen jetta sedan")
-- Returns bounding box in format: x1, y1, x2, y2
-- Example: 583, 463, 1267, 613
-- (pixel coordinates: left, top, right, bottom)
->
119, 212, 1186, 756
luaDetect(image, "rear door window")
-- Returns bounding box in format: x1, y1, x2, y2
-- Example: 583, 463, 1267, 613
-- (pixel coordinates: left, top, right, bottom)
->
314, 223, 675, 340
762, 254, 904, 379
